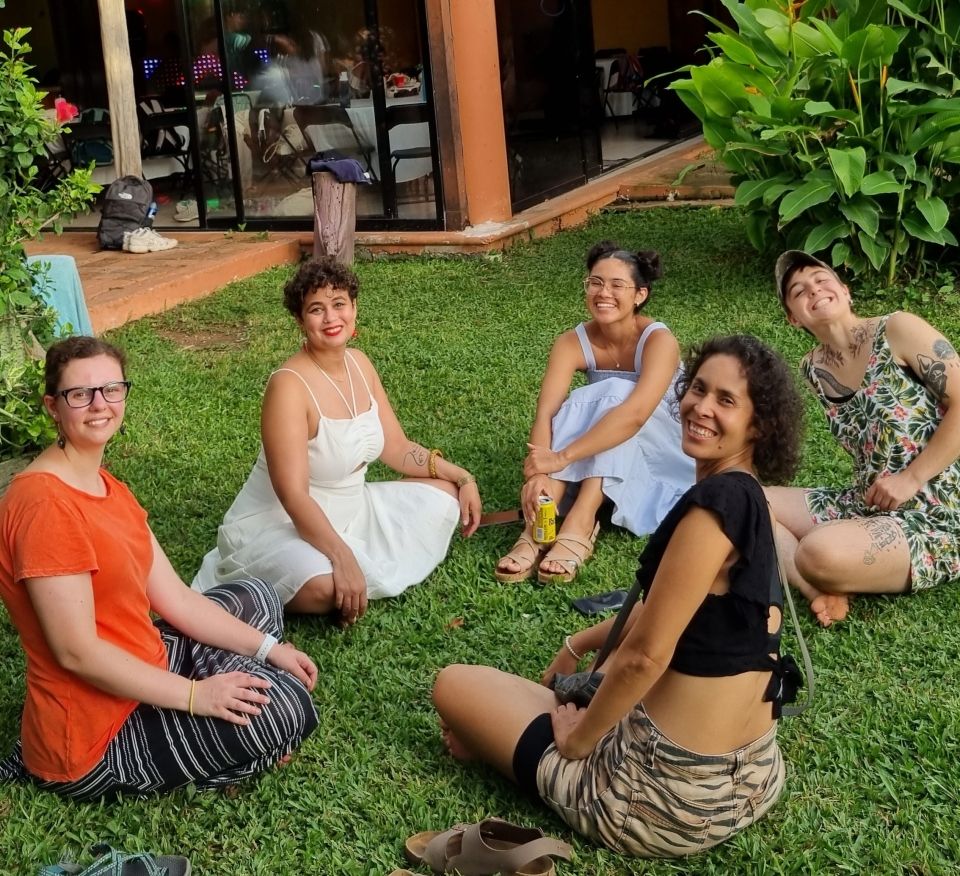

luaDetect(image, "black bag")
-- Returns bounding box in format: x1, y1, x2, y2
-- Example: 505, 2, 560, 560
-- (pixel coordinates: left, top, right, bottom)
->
97, 176, 153, 250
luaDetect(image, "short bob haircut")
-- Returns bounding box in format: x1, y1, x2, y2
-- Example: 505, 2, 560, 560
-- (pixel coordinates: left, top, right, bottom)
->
283, 256, 360, 318
675, 335, 804, 485
586, 240, 663, 313
45, 336, 127, 397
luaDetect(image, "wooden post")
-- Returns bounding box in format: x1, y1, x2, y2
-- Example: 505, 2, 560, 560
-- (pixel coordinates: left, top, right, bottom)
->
97, 0, 142, 178
312, 173, 357, 265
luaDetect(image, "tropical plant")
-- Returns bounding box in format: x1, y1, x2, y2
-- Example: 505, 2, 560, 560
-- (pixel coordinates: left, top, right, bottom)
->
0, 24, 99, 457
671, 0, 960, 285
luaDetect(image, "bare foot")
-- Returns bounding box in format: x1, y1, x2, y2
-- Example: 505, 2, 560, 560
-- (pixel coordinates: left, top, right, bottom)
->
809, 592, 851, 627
439, 720, 475, 762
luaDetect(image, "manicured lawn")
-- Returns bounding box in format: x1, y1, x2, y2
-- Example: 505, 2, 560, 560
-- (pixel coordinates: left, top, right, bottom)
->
2, 206, 959, 875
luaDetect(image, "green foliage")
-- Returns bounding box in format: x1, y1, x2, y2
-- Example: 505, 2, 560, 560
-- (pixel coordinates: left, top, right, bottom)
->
0, 27, 99, 457
671, 0, 960, 285
3, 208, 960, 874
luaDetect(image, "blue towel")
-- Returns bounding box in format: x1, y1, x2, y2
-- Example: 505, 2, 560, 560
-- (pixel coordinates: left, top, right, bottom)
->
27, 254, 95, 336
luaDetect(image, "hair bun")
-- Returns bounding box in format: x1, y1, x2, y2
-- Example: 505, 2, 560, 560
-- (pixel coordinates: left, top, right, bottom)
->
586, 240, 619, 266
635, 250, 662, 282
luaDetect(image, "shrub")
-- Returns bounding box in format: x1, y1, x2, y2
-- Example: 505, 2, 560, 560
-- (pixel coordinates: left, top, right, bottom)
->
0, 25, 99, 457
671, 0, 960, 285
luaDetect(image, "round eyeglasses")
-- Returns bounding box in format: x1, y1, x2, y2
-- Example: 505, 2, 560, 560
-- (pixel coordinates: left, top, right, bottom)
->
58, 381, 132, 408
583, 277, 636, 294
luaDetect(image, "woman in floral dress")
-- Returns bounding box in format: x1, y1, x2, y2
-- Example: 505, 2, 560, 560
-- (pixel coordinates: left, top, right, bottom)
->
766, 251, 960, 626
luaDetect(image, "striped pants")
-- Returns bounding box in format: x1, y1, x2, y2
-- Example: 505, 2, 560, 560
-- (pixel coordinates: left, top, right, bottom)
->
537, 703, 784, 858
0, 578, 318, 800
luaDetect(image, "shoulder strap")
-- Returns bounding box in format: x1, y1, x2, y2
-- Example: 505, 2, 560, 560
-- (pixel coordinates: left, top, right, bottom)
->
272, 367, 323, 417
345, 350, 374, 398
633, 321, 667, 372
574, 322, 597, 371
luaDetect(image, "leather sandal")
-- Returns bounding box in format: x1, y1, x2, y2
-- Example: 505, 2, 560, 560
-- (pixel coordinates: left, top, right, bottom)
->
495, 531, 547, 584
405, 818, 572, 876
537, 522, 600, 585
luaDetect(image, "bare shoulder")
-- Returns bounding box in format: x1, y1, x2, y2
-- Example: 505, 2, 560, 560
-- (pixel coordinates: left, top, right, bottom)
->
885, 310, 955, 359
347, 347, 383, 386
641, 321, 680, 358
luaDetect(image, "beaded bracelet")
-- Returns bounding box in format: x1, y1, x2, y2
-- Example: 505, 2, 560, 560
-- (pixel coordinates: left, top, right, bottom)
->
564, 635, 584, 662
428, 448, 444, 479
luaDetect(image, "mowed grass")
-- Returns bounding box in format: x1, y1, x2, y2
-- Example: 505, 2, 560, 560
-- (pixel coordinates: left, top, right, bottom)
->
2, 206, 960, 875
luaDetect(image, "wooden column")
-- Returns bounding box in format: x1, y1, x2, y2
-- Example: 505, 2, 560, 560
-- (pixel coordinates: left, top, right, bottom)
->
97, 0, 142, 178
312, 173, 358, 265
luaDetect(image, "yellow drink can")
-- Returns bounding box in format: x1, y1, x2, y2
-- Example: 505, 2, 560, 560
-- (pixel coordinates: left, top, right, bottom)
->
534, 496, 557, 544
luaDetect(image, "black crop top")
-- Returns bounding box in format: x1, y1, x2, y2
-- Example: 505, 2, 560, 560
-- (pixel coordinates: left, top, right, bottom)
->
636, 471, 800, 715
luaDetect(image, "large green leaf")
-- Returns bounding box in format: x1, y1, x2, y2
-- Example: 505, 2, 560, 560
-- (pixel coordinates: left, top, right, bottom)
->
804, 217, 849, 254
861, 170, 903, 195
884, 78, 950, 97
858, 230, 889, 271
828, 146, 867, 197
810, 18, 846, 55
792, 21, 832, 58
907, 112, 960, 151
902, 211, 948, 244
711, 32, 772, 70
803, 100, 860, 123
840, 25, 902, 69
839, 194, 880, 237
734, 174, 793, 207
915, 196, 949, 232
779, 178, 836, 224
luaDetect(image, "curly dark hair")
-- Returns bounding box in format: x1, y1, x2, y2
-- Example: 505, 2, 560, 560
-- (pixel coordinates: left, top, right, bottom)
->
45, 336, 127, 396
586, 240, 662, 313
283, 257, 360, 317
675, 335, 804, 485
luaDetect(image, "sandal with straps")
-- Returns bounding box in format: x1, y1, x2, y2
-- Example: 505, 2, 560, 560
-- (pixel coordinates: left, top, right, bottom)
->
495, 531, 547, 584
537, 522, 600, 585
405, 818, 572, 876
40, 843, 191, 876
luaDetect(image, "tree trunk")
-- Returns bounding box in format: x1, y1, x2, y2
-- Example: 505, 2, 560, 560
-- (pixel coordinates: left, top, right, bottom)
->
312, 173, 357, 265
97, 0, 142, 178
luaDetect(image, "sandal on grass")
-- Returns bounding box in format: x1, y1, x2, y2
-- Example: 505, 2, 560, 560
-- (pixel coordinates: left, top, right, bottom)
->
41, 844, 191, 876
495, 531, 547, 584
537, 523, 600, 585
405, 818, 572, 876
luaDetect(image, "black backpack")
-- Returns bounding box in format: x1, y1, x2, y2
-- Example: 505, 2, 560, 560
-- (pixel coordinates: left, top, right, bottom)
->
97, 176, 153, 250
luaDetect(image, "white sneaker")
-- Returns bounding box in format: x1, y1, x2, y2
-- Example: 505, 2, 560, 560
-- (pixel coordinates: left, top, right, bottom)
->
174, 199, 199, 222
123, 227, 178, 253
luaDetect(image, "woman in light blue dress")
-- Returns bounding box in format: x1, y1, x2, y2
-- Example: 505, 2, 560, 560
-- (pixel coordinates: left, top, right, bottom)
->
495, 241, 694, 584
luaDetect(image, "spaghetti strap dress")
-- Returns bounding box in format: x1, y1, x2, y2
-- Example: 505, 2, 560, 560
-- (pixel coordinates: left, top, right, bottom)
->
548, 321, 694, 536
192, 352, 460, 603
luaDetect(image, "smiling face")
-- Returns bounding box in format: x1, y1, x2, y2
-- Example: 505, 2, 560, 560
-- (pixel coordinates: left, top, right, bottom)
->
782, 264, 851, 328
44, 353, 127, 451
585, 256, 647, 321
679, 353, 756, 472
299, 284, 357, 350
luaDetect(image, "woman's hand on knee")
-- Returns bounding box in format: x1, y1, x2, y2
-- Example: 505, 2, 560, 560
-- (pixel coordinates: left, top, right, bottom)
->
193, 672, 272, 725
551, 703, 591, 760
524, 443, 566, 479
267, 642, 318, 691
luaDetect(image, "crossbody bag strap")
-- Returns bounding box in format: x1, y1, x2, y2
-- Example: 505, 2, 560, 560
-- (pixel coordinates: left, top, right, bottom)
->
587, 573, 646, 675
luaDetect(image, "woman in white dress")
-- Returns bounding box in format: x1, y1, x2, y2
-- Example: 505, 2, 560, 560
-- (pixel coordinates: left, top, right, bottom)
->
495, 241, 694, 585
194, 257, 482, 624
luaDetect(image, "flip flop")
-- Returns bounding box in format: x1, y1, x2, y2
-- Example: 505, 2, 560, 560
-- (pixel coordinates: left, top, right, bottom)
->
405, 818, 572, 876
41, 844, 191, 876
495, 531, 548, 584
537, 522, 600, 585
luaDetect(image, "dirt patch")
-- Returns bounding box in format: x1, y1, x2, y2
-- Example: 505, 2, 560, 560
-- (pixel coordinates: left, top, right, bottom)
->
156, 327, 246, 351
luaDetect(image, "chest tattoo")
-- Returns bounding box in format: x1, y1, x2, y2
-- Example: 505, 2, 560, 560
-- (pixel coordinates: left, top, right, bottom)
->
814, 367, 856, 399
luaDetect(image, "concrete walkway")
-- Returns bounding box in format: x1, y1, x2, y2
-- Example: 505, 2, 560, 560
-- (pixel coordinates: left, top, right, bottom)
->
25, 138, 732, 333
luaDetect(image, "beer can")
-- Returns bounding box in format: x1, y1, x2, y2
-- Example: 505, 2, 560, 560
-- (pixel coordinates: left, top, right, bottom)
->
534, 496, 557, 544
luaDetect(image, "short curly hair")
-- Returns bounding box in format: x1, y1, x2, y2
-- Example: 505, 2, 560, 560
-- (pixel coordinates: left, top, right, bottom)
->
675, 335, 804, 485
283, 257, 360, 318
45, 336, 127, 397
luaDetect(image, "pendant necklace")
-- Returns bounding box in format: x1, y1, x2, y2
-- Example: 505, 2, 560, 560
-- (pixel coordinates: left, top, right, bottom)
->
306, 348, 357, 417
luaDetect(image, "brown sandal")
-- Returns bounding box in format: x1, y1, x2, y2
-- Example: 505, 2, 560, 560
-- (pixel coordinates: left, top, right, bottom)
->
495, 531, 546, 584
537, 522, 600, 585
405, 818, 572, 876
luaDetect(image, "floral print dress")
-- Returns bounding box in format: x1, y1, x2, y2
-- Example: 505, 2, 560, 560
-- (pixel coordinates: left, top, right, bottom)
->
802, 314, 960, 591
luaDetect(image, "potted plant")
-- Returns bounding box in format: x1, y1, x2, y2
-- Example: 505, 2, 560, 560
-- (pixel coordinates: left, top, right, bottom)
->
0, 22, 99, 474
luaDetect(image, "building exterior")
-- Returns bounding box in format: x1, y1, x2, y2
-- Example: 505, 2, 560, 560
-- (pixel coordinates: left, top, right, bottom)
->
6, 1, 723, 232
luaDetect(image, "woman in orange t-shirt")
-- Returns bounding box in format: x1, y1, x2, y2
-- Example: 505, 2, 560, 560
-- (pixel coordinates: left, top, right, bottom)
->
0, 337, 318, 798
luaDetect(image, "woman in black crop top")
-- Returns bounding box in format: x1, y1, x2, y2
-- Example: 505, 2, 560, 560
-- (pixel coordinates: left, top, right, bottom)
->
433, 336, 805, 858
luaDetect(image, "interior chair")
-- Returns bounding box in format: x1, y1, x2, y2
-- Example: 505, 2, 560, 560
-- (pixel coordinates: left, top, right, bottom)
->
603, 54, 644, 130
137, 99, 192, 184
62, 107, 113, 169
383, 101, 433, 217
292, 104, 375, 178
36, 141, 72, 191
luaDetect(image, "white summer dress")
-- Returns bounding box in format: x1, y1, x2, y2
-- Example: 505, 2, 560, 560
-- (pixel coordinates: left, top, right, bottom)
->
192, 353, 460, 603
549, 321, 695, 536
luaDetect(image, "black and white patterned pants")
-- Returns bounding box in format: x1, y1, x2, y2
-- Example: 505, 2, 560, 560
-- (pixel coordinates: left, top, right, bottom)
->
0, 578, 318, 800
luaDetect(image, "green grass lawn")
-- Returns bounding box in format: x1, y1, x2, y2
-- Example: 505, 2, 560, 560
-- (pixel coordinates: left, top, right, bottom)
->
2, 206, 960, 875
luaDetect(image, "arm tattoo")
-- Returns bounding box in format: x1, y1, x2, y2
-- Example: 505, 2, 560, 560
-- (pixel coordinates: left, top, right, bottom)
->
848, 323, 870, 358
916, 353, 948, 401
862, 517, 904, 566
933, 339, 957, 360
814, 367, 856, 399
403, 444, 429, 471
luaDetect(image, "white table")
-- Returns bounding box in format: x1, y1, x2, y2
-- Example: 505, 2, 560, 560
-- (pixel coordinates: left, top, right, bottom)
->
596, 56, 634, 118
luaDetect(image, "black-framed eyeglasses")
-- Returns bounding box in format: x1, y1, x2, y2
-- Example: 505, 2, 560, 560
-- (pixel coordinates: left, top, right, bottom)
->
58, 381, 132, 408
583, 276, 636, 294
